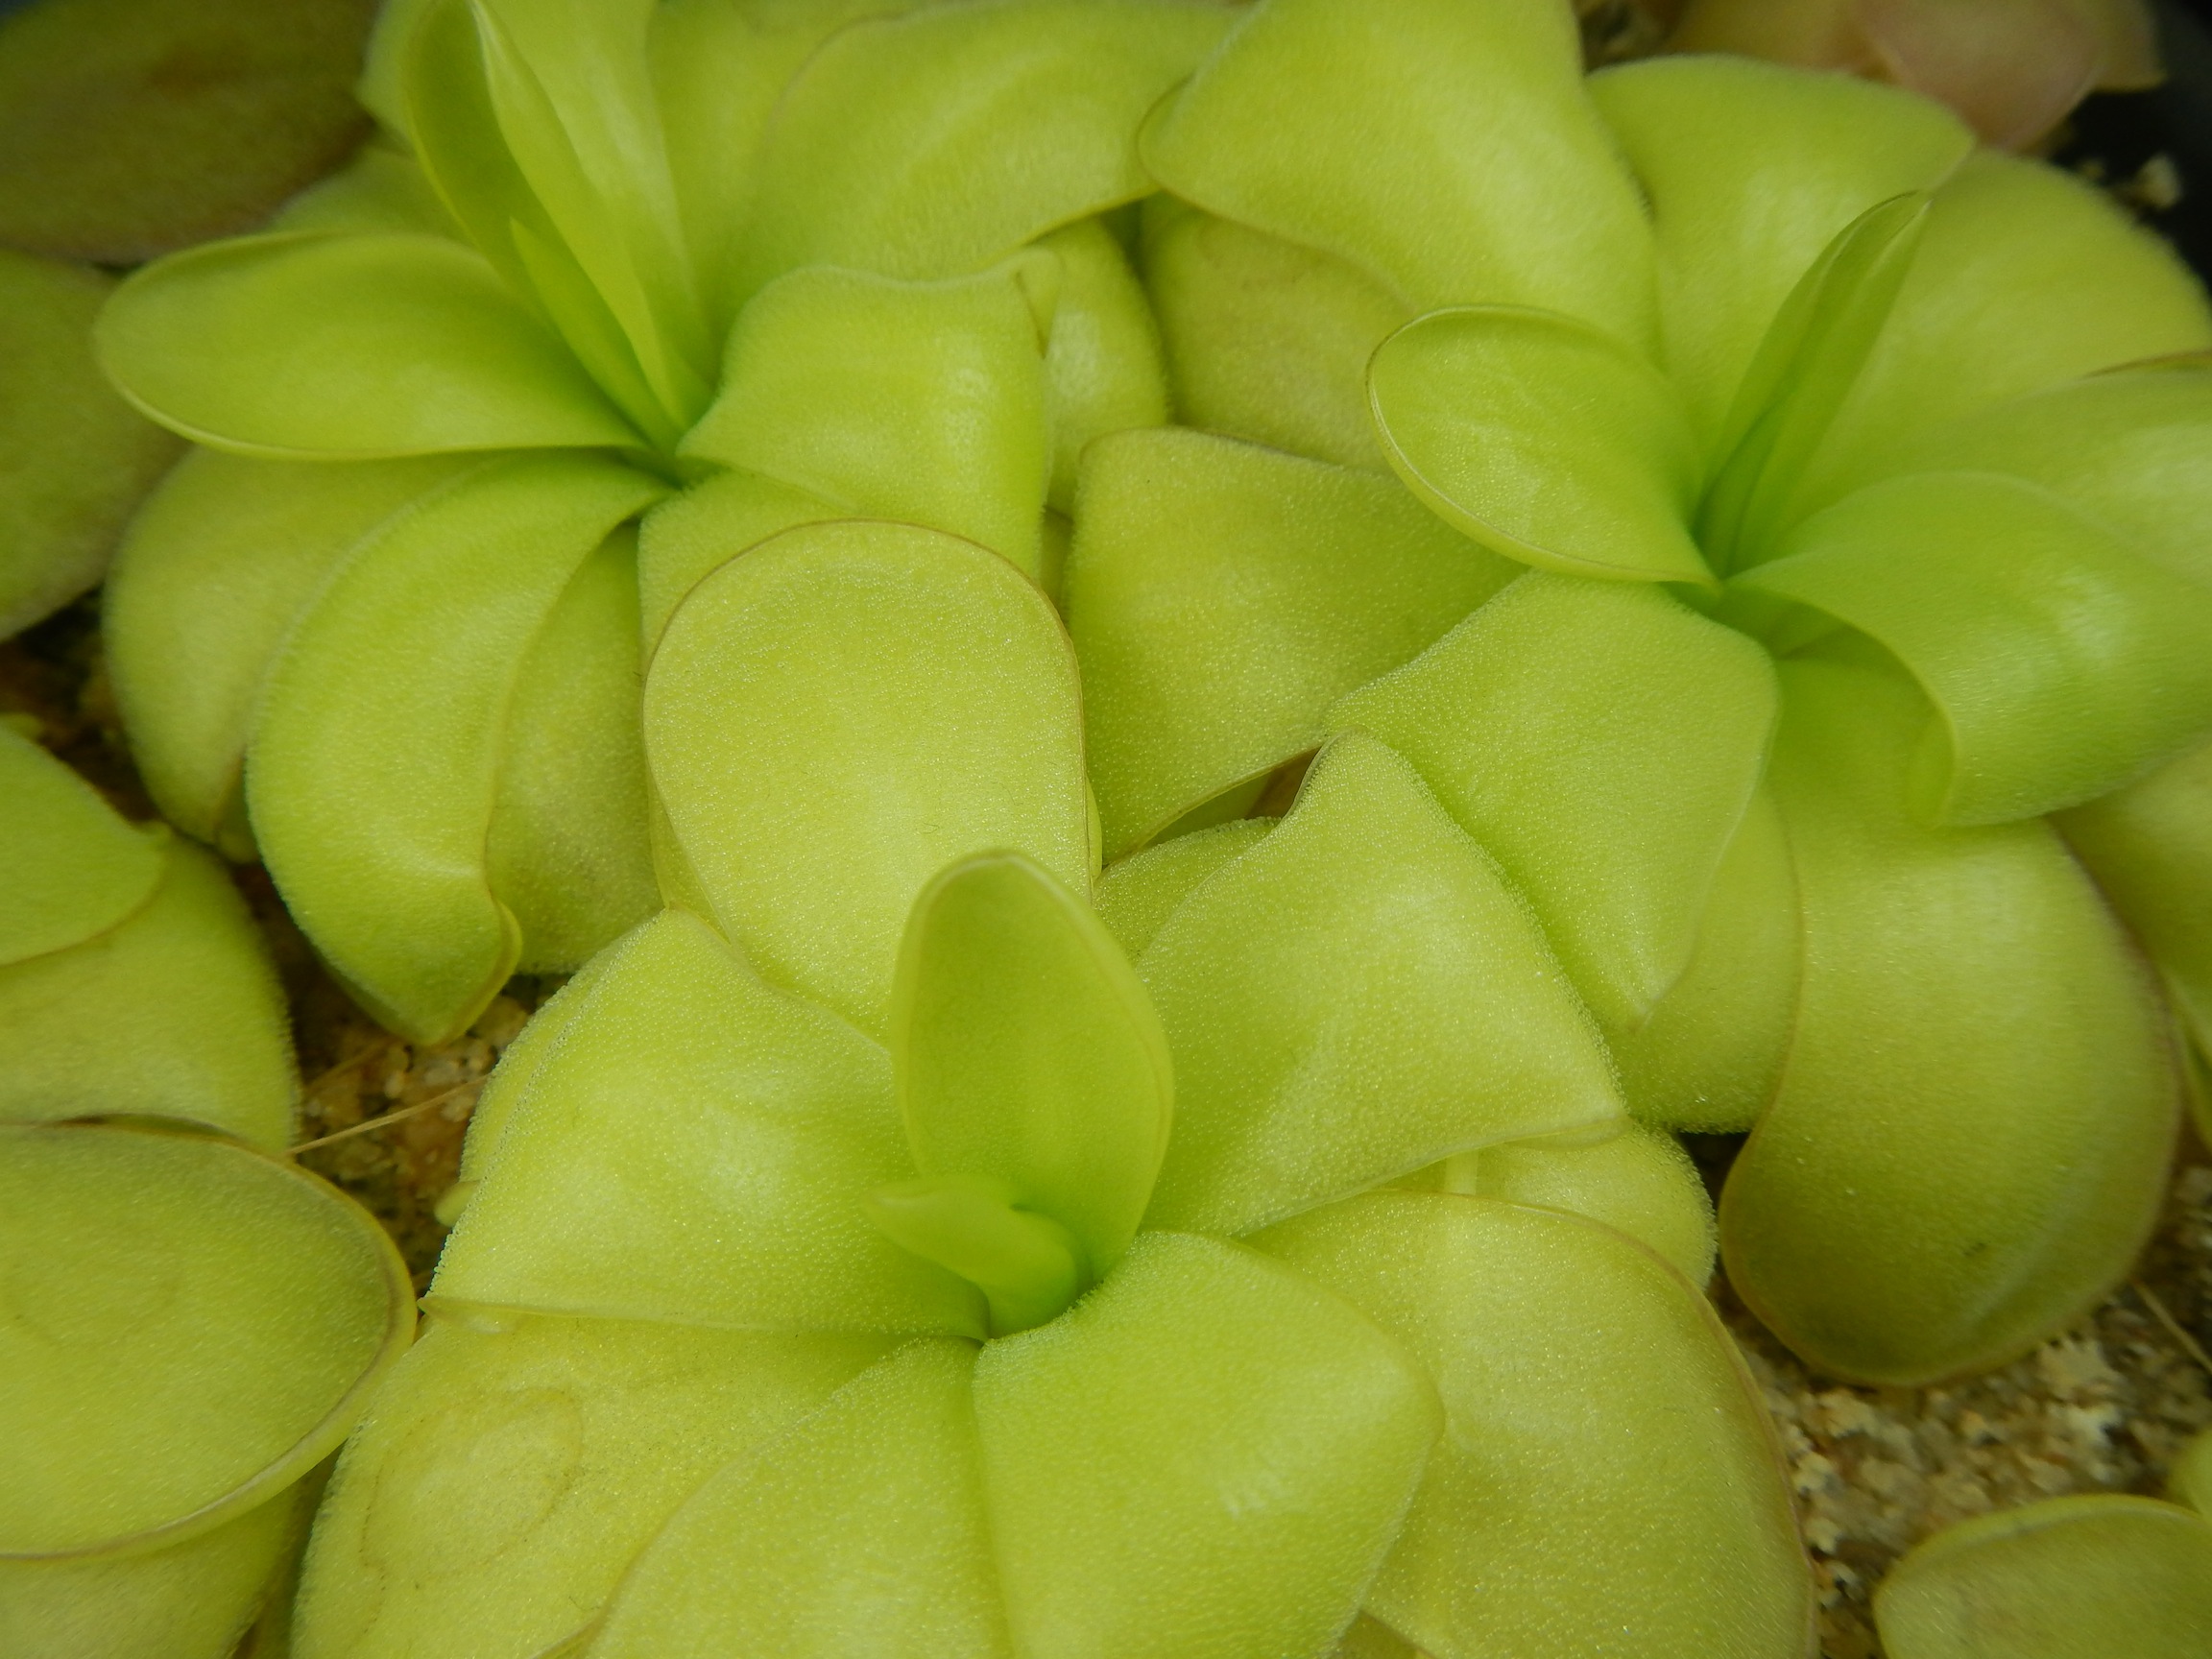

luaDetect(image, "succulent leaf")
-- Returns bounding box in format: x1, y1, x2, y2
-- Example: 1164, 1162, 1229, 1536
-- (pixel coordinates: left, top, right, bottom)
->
296, 1313, 890, 1659
249, 452, 664, 1042
1068, 425, 1513, 856
1257, 1192, 1815, 1659
1723, 659, 2176, 1383
0, 723, 164, 966
1874, 1495, 2212, 1659
1141, 0, 1653, 340
1094, 818, 1274, 961
890, 852, 1172, 1287
1368, 305, 1712, 587
1138, 733, 1624, 1237
1333, 572, 1778, 1034
643, 519, 1090, 1037
1738, 469, 2212, 824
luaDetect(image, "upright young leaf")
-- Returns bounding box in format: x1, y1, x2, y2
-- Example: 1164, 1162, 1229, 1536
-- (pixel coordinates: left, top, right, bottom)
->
1334, 573, 1777, 1034
892, 853, 1171, 1282
1068, 427, 1513, 856
1140, 733, 1623, 1237
734, 0, 1234, 297
1589, 57, 1971, 445
644, 520, 1090, 1037
434, 909, 979, 1338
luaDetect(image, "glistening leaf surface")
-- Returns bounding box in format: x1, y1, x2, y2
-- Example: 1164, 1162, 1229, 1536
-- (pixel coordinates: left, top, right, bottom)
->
974, 1232, 1440, 1659
644, 519, 1090, 1038
1141, 0, 1653, 340
97, 232, 640, 459
1139, 733, 1623, 1237
0, 841, 296, 1151
1067, 427, 1513, 857
1368, 307, 1709, 586
434, 909, 979, 1337
1334, 572, 1777, 1034
248, 453, 663, 1043
294, 1313, 887, 1659
1257, 1193, 1813, 1659
1874, 1496, 2212, 1659
734, 0, 1234, 296
682, 263, 1051, 580
1723, 660, 2176, 1384
0, 1125, 411, 1558
0, 723, 163, 968
1738, 470, 2212, 824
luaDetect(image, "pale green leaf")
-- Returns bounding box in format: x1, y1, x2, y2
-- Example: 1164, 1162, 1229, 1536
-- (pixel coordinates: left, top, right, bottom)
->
1737, 470, 2212, 824
1094, 819, 1273, 962
248, 453, 664, 1043
632, 467, 840, 649
0, 1481, 304, 1659
1256, 1192, 1814, 1659
97, 232, 640, 458
1367, 306, 1710, 586
586, 1339, 1010, 1659
1589, 56, 1971, 445
734, 0, 1233, 297
1140, 733, 1623, 1237
485, 526, 658, 971
1723, 660, 2176, 1384
681, 263, 1051, 580
295, 1312, 887, 1659
0, 250, 179, 638
433, 909, 980, 1337
105, 449, 476, 853
0, 839, 296, 1150
1875, 1496, 2212, 1659
1038, 217, 1167, 514
1798, 149, 2212, 512
1069, 427, 1513, 857
1141, 0, 1653, 341
1138, 198, 1410, 471
1610, 785, 1801, 1135
644, 519, 1090, 1038
974, 1232, 1439, 1659
0, 723, 163, 967
0, 1124, 411, 1557
2057, 735, 2212, 1057
891, 852, 1170, 1284
1333, 572, 1777, 1033
1427, 1122, 1717, 1286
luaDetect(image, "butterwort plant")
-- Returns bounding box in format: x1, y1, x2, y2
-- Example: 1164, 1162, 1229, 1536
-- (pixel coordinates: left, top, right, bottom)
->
290, 511, 1810, 1659
1065, 0, 2212, 1385
0, 729, 412, 1656
93, 0, 1224, 1044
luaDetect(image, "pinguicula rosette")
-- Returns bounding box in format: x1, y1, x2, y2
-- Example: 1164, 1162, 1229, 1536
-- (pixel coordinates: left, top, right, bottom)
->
1064, 0, 2212, 1386
93, 0, 1226, 1044
0, 731, 414, 1655
290, 517, 1811, 1659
